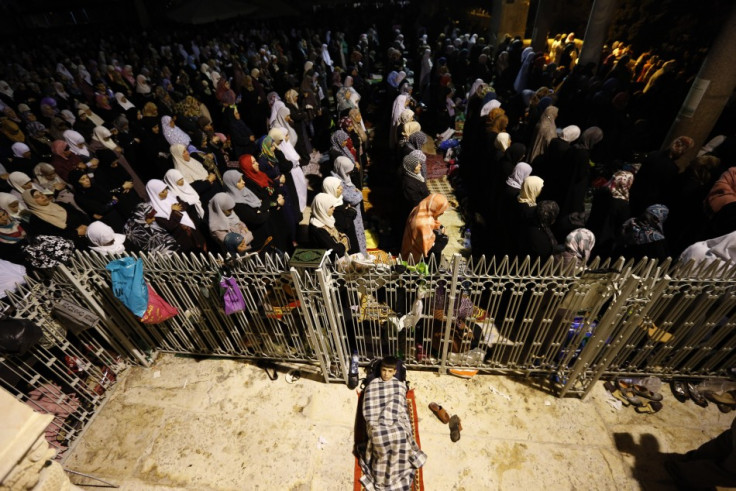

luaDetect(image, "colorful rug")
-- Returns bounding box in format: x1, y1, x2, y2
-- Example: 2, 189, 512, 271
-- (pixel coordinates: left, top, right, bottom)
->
426, 154, 449, 180
353, 388, 424, 491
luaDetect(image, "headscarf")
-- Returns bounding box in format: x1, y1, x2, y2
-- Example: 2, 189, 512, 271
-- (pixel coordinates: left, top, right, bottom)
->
164, 168, 205, 218
399, 109, 415, 125
608, 171, 634, 201
391, 94, 409, 127
208, 192, 241, 232
529, 106, 559, 160
480, 99, 501, 118
239, 154, 271, 189
142, 102, 158, 117
0, 119, 24, 143
310, 192, 337, 229
115, 92, 135, 111
223, 232, 244, 254
22, 189, 68, 229
8, 171, 35, 194
564, 228, 596, 264
170, 144, 208, 182
145, 179, 196, 229
401, 121, 421, 142
161, 116, 191, 147
518, 176, 544, 205
401, 193, 449, 260
11, 142, 30, 159
330, 130, 355, 163
407, 132, 427, 152
0, 192, 28, 219
680, 230, 736, 267
506, 162, 532, 189
403, 152, 426, 183
63, 129, 90, 157
332, 156, 355, 187
575, 127, 603, 150
34, 163, 67, 191
495, 133, 511, 152
0, 209, 25, 244
92, 126, 118, 151
77, 103, 104, 126
559, 125, 581, 143
322, 176, 344, 206
624, 204, 668, 245
136, 74, 152, 94
87, 220, 126, 254
223, 169, 261, 208
60, 109, 76, 126
669, 136, 695, 160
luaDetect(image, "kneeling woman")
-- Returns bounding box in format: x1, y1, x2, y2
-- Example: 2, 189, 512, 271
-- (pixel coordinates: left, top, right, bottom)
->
309, 193, 350, 259
146, 179, 207, 253
208, 192, 253, 251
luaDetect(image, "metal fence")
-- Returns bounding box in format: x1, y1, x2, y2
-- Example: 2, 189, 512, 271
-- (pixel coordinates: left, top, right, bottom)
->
3, 250, 736, 459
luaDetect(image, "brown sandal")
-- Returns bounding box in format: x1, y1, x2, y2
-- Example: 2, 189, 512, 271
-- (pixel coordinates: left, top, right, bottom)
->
450, 415, 462, 442
429, 402, 450, 424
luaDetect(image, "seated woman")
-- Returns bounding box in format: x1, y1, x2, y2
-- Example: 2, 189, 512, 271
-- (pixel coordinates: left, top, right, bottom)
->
21, 188, 89, 248
401, 193, 449, 263
615, 204, 670, 261
169, 143, 220, 204
86, 220, 126, 255
123, 202, 181, 254
0, 207, 28, 264
208, 192, 253, 251
0, 192, 31, 223
92, 150, 142, 216
554, 228, 596, 270
145, 179, 207, 253
223, 232, 251, 257
33, 162, 78, 207
222, 170, 272, 251
322, 176, 359, 254
309, 193, 350, 259
163, 168, 205, 223
67, 169, 126, 232
357, 356, 427, 491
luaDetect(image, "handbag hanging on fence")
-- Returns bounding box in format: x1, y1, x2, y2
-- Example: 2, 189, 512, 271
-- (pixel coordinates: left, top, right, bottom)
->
219, 275, 246, 315
106, 258, 178, 324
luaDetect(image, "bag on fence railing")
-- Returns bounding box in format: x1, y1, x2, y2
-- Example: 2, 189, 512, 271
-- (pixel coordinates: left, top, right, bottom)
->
220, 276, 246, 315
106, 257, 148, 317
0, 317, 43, 355
139, 284, 178, 324
432, 286, 476, 321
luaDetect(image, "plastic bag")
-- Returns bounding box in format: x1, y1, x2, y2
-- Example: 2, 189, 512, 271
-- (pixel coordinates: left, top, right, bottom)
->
106, 257, 148, 318
220, 276, 246, 315
139, 284, 178, 324
0, 318, 43, 354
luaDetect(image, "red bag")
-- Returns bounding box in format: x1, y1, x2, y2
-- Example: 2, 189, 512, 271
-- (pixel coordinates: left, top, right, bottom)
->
139, 284, 178, 324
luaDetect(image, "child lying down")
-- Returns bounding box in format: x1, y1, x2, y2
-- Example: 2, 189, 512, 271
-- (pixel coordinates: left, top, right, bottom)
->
357, 356, 427, 490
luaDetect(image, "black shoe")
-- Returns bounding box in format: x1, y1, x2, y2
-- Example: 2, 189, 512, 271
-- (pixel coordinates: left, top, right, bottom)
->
670, 380, 689, 403
686, 382, 708, 408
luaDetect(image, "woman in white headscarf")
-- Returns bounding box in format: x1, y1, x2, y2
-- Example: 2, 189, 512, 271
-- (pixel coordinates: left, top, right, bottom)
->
164, 168, 205, 219
63, 129, 91, 158
145, 179, 205, 253
309, 192, 349, 259
32, 162, 81, 208
390, 93, 411, 149
270, 102, 298, 145
0, 192, 30, 222
207, 192, 253, 247
269, 127, 307, 212
332, 156, 366, 254
91, 125, 120, 152
86, 220, 126, 255
169, 143, 220, 203
115, 92, 136, 112
77, 103, 105, 126
136, 74, 152, 95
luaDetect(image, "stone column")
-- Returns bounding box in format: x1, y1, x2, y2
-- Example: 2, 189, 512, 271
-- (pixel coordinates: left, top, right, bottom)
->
577, 0, 618, 69
662, 3, 736, 166
490, 0, 531, 44
531, 0, 555, 53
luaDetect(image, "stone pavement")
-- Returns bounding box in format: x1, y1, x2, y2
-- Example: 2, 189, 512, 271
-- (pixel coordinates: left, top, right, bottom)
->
64, 354, 733, 490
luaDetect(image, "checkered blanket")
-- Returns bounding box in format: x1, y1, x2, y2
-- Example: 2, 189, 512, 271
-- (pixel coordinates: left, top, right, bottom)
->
358, 378, 427, 491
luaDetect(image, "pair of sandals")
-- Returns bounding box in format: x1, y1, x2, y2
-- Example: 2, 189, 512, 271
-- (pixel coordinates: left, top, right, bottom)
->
671, 380, 736, 413
604, 380, 663, 414
429, 402, 462, 442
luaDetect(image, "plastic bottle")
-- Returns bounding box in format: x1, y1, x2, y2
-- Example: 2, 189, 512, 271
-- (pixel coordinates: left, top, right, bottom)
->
463, 227, 472, 249
619, 376, 662, 393
348, 350, 359, 389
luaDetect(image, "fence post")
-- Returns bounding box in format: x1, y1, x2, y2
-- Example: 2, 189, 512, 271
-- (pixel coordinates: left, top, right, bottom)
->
316, 265, 350, 383
439, 254, 462, 375
56, 264, 152, 366
289, 267, 333, 383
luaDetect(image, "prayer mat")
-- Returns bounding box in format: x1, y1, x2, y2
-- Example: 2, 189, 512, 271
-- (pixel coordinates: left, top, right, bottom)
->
425, 154, 449, 180
426, 176, 454, 197
353, 388, 424, 491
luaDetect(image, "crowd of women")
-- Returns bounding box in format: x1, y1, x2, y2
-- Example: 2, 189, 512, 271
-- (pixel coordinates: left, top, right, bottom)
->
1, 13, 736, 284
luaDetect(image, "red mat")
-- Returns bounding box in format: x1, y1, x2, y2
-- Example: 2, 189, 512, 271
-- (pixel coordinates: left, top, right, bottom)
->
425, 154, 449, 180
353, 388, 424, 491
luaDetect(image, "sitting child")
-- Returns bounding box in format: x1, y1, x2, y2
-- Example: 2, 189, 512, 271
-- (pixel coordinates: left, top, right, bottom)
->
357, 356, 426, 491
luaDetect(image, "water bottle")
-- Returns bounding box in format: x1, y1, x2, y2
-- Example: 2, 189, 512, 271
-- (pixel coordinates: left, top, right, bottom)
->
348, 350, 359, 389
463, 227, 472, 249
